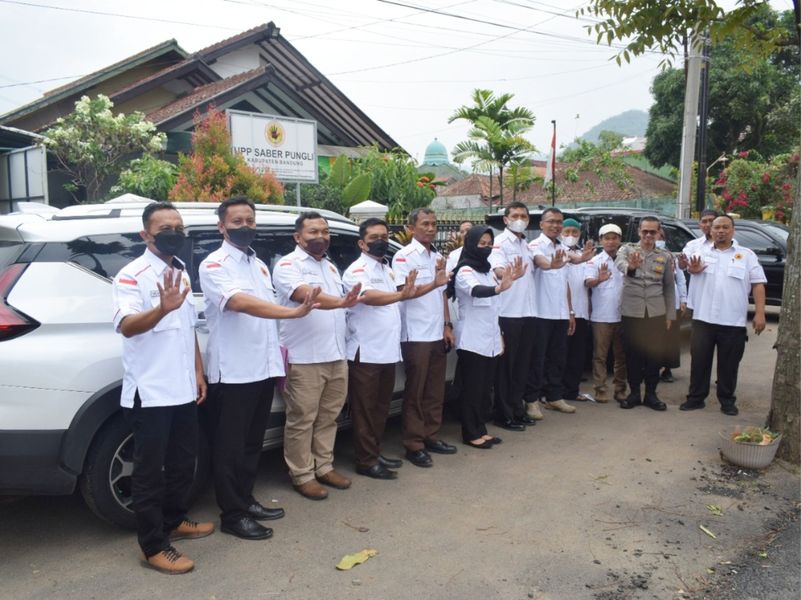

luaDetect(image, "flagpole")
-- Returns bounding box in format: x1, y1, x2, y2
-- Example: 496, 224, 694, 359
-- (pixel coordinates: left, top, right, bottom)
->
550, 120, 556, 206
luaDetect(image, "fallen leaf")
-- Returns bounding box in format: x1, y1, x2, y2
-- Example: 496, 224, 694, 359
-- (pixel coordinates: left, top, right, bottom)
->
705, 504, 723, 516
336, 549, 378, 571
758, 551, 768, 559
699, 524, 717, 539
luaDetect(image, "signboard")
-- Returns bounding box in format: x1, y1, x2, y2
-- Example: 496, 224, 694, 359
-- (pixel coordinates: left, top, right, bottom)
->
228, 109, 318, 183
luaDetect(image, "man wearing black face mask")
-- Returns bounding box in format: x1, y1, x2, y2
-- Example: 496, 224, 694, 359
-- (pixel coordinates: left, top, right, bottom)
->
112, 201, 213, 574
273, 212, 362, 500
199, 197, 321, 539
343, 218, 419, 479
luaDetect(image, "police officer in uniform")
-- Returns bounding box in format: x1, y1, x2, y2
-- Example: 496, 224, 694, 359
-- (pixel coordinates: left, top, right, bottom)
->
615, 216, 676, 410
112, 201, 213, 575
199, 197, 320, 539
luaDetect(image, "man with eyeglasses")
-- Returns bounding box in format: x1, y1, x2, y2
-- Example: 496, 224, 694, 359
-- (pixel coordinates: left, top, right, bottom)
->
614, 216, 676, 411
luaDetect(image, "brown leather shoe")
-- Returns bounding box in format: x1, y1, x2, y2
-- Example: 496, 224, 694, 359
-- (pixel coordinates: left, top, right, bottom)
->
169, 519, 215, 541
293, 479, 329, 500
316, 470, 352, 489
144, 546, 194, 574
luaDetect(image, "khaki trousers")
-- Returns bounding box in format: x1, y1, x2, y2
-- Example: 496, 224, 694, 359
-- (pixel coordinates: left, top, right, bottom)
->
283, 360, 348, 486
591, 321, 627, 400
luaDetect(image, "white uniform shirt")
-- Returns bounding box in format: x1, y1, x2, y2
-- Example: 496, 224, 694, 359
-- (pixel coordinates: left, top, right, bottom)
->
391, 237, 445, 342
199, 240, 284, 384
674, 265, 688, 310
273, 245, 346, 364
489, 228, 536, 318
584, 250, 623, 323
529, 233, 570, 320
565, 248, 590, 320
343, 253, 402, 364
689, 242, 767, 327
112, 249, 197, 408
454, 267, 503, 357
445, 246, 462, 274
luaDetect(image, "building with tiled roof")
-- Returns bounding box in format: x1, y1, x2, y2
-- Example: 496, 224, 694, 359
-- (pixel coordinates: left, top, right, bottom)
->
0, 22, 401, 205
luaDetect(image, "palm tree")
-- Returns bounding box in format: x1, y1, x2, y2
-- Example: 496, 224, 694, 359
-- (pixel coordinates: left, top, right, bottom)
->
452, 116, 535, 208
449, 89, 536, 206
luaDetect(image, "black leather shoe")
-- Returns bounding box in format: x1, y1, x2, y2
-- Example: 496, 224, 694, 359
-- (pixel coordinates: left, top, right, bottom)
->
378, 455, 403, 469
680, 400, 706, 411
643, 393, 667, 411
619, 394, 641, 409
424, 439, 458, 454
486, 436, 503, 445
517, 415, 537, 426
463, 439, 493, 449
493, 419, 526, 431
405, 449, 433, 468
221, 516, 272, 540
247, 502, 285, 521
356, 463, 398, 479
720, 404, 739, 416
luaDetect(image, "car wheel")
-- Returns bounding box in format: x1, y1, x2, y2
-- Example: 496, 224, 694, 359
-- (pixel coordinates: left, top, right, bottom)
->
79, 413, 211, 530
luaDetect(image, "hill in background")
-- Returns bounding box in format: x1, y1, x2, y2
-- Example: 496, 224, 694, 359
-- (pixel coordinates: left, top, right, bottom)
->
578, 109, 648, 144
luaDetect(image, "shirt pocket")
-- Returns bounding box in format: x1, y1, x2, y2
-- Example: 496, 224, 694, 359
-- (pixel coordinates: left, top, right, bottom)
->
472, 296, 492, 307
150, 294, 181, 332
727, 264, 746, 280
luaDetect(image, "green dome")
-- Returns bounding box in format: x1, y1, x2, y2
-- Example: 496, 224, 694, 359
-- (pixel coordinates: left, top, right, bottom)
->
422, 138, 450, 166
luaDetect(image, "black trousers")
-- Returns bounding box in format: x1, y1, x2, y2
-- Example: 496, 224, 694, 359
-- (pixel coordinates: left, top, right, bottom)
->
456, 350, 496, 442
687, 320, 747, 408
621, 315, 665, 395
525, 318, 569, 403
208, 378, 275, 523
562, 317, 590, 400
495, 316, 537, 421
123, 393, 198, 558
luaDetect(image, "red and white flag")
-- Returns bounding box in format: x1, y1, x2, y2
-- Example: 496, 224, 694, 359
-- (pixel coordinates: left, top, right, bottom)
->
543, 128, 556, 188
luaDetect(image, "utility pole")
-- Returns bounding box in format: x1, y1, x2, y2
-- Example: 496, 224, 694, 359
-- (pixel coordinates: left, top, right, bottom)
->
695, 34, 711, 214
677, 34, 704, 220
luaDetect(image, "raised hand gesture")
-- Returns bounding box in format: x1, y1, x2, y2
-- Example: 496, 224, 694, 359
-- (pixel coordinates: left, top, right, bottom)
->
434, 257, 449, 287
550, 249, 567, 269
156, 269, 189, 314
598, 261, 611, 282
687, 255, 706, 274
399, 269, 419, 300
677, 253, 689, 271
339, 282, 362, 309
580, 240, 595, 262
509, 255, 527, 280
294, 286, 322, 317
628, 251, 643, 271
496, 265, 515, 293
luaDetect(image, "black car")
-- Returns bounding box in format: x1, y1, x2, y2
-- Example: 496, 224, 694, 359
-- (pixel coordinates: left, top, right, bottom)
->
682, 219, 787, 305
485, 207, 697, 253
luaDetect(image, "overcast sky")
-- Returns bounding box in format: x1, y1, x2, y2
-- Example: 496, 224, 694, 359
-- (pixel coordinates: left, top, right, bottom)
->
0, 0, 793, 163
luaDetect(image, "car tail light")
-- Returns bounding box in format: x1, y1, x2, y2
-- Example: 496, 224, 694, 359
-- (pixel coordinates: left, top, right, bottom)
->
0, 263, 40, 341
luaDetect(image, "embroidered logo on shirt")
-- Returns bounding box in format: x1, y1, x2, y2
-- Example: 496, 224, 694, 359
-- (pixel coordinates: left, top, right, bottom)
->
206, 262, 222, 269
278, 261, 292, 267
734, 252, 743, 260
118, 277, 137, 286
395, 257, 407, 262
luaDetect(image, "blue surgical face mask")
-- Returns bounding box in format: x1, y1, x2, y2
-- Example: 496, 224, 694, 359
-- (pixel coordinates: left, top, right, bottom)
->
655, 240, 667, 249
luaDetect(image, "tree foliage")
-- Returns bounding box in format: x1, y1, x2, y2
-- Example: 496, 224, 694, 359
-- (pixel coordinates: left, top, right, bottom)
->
169, 107, 284, 204
644, 8, 800, 169
110, 155, 177, 201
44, 95, 166, 202
559, 131, 633, 192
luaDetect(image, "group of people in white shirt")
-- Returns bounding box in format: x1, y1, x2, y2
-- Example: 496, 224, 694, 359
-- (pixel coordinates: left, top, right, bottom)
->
111, 199, 766, 575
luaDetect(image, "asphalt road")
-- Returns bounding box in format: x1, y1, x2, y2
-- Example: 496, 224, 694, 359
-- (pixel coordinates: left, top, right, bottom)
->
1, 311, 798, 600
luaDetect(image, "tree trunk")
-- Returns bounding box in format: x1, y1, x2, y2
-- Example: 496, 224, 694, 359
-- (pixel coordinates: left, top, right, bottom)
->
498, 165, 504, 206
488, 166, 493, 214
767, 1, 801, 465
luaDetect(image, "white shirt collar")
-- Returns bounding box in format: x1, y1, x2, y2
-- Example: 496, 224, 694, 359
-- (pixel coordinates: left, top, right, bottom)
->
144, 247, 183, 276
222, 239, 253, 263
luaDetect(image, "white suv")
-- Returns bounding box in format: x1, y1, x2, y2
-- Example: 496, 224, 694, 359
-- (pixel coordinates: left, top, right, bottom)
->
0, 200, 423, 529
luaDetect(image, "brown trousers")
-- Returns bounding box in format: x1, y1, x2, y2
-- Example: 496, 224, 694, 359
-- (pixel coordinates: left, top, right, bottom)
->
282, 360, 348, 486
591, 321, 627, 400
400, 340, 446, 452
348, 357, 396, 469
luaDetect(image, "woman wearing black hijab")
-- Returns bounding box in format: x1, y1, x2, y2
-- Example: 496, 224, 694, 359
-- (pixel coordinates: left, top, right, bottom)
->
448, 226, 522, 448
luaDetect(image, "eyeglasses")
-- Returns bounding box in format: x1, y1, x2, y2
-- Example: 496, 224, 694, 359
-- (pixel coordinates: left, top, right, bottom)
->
640, 229, 659, 236
542, 220, 563, 225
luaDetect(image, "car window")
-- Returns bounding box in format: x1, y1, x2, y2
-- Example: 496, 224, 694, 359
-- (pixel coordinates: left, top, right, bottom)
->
760, 223, 789, 243
0, 241, 25, 268
326, 231, 362, 273
585, 215, 629, 243
732, 229, 780, 255
661, 223, 695, 253
34, 234, 148, 280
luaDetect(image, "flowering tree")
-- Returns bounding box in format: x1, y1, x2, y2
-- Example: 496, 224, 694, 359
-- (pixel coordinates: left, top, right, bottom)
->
44, 95, 166, 202
169, 107, 284, 204
712, 151, 799, 221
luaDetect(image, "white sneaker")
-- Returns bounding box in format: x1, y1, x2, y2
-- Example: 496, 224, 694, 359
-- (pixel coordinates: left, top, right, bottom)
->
546, 399, 577, 413
526, 401, 544, 420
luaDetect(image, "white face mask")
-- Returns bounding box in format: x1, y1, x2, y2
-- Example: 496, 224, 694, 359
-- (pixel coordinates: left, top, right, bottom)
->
561, 235, 578, 248
655, 240, 667, 249
507, 219, 528, 234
